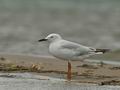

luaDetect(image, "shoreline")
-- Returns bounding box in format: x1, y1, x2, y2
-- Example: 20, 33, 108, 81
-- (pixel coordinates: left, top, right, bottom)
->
0, 54, 120, 85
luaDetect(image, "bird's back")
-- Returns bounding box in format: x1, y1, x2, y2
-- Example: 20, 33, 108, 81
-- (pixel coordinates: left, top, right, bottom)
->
49, 39, 92, 60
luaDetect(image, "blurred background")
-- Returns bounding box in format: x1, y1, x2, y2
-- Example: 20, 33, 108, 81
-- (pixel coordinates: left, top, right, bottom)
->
0, 0, 120, 56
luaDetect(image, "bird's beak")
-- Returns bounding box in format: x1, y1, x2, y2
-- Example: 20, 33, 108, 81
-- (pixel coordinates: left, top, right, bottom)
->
38, 39, 48, 42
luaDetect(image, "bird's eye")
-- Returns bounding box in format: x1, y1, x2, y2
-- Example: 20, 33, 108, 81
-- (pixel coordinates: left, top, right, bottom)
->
51, 36, 54, 38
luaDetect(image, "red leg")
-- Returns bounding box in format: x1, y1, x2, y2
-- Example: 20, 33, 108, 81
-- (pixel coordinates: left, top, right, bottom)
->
67, 61, 72, 81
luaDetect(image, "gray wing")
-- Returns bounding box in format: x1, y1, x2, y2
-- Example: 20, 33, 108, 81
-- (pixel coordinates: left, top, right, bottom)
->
60, 40, 94, 56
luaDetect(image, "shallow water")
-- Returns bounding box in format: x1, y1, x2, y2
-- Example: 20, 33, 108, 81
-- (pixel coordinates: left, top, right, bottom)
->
0, 73, 120, 90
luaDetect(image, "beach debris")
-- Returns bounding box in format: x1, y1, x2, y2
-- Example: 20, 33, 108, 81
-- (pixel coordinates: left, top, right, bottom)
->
109, 66, 120, 70
31, 64, 43, 71
0, 62, 44, 72
0, 62, 78, 75
100, 80, 120, 86
0, 57, 6, 61
77, 64, 98, 69
0, 63, 28, 71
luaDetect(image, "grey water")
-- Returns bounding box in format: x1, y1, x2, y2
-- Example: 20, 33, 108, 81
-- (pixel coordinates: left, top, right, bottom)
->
0, 73, 120, 90
0, 0, 120, 55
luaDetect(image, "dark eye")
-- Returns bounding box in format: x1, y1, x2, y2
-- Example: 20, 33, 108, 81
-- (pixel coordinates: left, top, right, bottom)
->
51, 36, 54, 38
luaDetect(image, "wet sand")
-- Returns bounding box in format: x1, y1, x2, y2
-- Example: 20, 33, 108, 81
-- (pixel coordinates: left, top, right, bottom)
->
0, 54, 120, 85
1, 73, 120, 90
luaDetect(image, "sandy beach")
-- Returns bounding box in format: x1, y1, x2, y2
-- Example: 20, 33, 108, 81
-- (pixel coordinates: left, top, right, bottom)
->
0, 54, 120, 85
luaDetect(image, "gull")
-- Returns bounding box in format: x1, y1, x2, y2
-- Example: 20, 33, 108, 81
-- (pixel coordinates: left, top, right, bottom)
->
38, 33, 109, 81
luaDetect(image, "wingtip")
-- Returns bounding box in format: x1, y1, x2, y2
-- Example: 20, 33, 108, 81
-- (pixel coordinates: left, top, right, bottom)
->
95, 49, 110, 54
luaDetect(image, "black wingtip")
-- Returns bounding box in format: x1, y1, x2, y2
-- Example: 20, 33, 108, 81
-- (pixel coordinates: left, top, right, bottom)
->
95, 49, 110, 54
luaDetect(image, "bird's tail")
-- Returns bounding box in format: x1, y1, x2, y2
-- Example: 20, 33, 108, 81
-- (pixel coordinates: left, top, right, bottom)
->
95, 49, 110, 54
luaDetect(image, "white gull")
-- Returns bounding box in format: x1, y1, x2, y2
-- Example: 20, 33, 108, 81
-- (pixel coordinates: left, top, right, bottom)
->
38, 33, 109, 80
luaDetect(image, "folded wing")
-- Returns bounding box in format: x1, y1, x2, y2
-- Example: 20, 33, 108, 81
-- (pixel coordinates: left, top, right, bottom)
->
60, 40, 110, 57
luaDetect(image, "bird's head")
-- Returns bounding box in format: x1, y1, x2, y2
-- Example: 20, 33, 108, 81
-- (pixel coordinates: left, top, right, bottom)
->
38, 33, 62, 43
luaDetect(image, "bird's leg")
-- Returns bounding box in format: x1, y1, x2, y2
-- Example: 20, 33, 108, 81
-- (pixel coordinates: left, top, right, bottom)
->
67, 61, 72, 81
